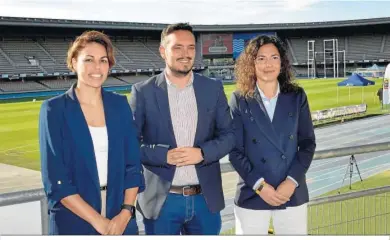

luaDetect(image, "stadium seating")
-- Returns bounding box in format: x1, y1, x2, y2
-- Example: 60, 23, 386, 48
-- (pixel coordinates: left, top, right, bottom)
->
347, 35, 386, 61
116, 75, 150, 84
38, 38, 72, 73
0, 38, 49, 75
0, 74, 153, 93
1, 33, 390, 81
115, 39, 161, 70
102, 77, 129, 86
288, 35, 390, 64
0, 37, 204, 78
39, 78, 76, 90
0, 80, 48, 92
0, 52, 14, 76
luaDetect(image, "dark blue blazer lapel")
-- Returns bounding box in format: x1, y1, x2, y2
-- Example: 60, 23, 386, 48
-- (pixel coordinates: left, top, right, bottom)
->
192, 75, 207, 146
101, 90, 116, 193
272, 92, 291, 134
64, 84, 100, 193
154, 73, 177, 147
247, 88, 284, 153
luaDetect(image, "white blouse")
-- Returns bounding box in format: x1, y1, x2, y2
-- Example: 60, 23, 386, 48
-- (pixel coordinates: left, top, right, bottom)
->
88, 126, 108, 187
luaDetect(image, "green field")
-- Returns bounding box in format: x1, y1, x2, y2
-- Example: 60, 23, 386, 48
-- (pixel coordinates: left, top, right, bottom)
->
0, 78, 387, 171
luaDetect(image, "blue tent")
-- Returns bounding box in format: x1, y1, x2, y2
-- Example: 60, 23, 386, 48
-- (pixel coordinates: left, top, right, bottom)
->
369, 64, 380, 71
336, 73, 375, 103
337, 73, 375, 86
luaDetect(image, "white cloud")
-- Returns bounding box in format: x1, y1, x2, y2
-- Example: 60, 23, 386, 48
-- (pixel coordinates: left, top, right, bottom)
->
284, 0, 320, 10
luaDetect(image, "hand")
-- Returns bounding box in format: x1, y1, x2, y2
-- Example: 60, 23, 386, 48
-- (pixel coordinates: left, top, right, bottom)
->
276, 178, 297, 200
106, 210, 132, 235
167, 147, 203, 166
258, 183, 290, 206
175, 147, 203, 167
167, 148, 180, 165
92, 215, 110, 235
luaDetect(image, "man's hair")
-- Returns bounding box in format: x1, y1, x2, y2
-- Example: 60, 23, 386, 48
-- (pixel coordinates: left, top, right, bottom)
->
160, 22, 194, 46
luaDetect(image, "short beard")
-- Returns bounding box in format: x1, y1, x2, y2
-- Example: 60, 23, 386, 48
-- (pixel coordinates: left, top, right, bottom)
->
167, 64, 193, 77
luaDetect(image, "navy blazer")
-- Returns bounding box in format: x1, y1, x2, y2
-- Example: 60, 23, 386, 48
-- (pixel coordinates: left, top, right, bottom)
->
39, 85, 145, 235
129, 72, 235, 219
229, 87, 316, 210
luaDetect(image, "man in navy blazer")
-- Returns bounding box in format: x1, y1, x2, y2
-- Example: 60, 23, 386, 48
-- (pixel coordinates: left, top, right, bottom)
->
129, 23, 235, 235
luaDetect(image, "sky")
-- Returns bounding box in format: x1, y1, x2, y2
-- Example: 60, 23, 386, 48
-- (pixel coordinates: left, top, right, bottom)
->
0, 0, 390, 25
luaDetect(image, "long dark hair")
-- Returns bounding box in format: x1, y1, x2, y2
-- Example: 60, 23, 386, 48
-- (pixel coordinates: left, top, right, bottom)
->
234, 35, 299, 98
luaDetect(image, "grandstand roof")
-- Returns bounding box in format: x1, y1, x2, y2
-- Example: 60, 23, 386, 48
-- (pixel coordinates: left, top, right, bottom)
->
2, 16, 390, 32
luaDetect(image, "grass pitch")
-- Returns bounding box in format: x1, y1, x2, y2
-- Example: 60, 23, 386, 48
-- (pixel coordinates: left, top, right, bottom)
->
0, 78, 386, 171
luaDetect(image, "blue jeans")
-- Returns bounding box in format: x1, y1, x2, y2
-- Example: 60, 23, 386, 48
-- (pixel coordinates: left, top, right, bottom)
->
143, 193, 221, 235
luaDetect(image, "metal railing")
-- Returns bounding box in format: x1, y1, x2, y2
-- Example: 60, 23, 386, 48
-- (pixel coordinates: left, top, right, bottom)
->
1, 141, 390, 235
308, 186, 390, 235
0, 188, 48, 234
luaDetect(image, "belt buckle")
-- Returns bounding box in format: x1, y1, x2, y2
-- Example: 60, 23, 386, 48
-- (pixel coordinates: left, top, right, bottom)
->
182, 186, 191, 196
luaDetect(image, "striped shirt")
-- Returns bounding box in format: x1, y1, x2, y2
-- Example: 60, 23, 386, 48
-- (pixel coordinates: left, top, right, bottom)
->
166, 72, 199, 186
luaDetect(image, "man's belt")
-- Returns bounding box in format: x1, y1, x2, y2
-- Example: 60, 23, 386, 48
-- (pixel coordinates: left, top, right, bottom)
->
169, 185, 202, 196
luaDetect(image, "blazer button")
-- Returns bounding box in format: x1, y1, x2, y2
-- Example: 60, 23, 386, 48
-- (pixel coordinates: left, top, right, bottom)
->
281, 154, 287, 160
261, 158, 266, 163
252, 138, 257, 144
250, 117, 254, 122
289, 112, 293, 117
289, 135, 294, 140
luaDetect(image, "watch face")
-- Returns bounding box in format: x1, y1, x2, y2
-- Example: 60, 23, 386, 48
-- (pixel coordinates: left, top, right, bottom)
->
130, 206, 135, 215
122, 204, 135, 217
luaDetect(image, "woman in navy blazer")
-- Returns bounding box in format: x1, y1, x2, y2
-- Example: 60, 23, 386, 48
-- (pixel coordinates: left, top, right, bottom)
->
229, 35, 316, 235
39, 31, 144, 235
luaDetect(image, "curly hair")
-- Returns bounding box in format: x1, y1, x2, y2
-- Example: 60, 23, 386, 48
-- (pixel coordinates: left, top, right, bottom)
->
234, 35, 298, 98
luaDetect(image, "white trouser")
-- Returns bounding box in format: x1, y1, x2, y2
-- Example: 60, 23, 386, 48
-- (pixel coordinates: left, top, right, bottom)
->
101, 190, 107, 217
234, 203, 308, 235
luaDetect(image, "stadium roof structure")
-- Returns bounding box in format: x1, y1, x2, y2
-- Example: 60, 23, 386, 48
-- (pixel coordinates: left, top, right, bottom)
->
2, 16, 390, 32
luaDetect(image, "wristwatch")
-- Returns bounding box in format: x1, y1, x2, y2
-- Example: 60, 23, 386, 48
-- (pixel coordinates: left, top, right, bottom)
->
255, 181, 266, 195
121, 204, 135, 218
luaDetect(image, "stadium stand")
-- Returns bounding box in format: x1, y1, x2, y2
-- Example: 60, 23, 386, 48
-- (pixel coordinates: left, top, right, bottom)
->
38, 38, 72, 73
116, 75, 150, 83
114, 39, 161, 70
289, 37, 346, 64
288, 34, 390, 64
102, 76, 129, 86
0, 37, 204, 77
1, 16, 390, 91
0, 50, 14, 75
0, 74, 151, 93
347, 34, 385, 61
0, 38, 48, 75
0, 80, 48, 92
39, 78, 76, 90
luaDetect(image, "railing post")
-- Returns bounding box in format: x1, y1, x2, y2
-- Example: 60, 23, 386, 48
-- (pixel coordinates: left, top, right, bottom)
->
40, 198, 48, 235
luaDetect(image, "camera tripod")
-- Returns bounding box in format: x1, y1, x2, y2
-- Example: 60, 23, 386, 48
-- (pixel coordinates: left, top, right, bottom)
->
338, 155, 364, 194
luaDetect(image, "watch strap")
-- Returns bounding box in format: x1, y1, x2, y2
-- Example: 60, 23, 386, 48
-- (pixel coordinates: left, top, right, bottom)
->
121, 204, 135, 217
255, 181, 266, 195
